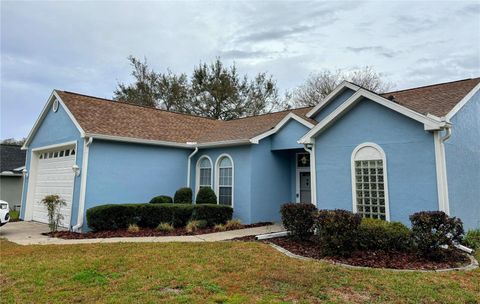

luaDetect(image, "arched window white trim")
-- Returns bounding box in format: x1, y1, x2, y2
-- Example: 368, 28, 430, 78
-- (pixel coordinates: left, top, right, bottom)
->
215, 154, 234, 207
351, 142, 390, 221
196, 156, 213, 195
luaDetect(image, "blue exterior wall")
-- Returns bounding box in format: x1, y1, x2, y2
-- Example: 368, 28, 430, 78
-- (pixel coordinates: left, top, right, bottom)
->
314, 97, 438, 225
83, 140, 191, 230
313, 89, 355, 122
271, 119, 311, 150
191, 145, 253, 222
445, 90, 480, 230
20, 101, 84, 227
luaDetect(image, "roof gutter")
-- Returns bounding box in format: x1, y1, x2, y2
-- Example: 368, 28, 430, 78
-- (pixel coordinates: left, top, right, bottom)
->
72, 137, 93, 232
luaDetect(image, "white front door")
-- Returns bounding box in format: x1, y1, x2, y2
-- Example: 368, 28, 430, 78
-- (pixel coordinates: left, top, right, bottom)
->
32, 147, 76, 227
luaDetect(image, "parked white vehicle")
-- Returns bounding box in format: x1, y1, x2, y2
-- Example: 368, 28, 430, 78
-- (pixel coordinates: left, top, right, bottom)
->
0, 200, 10, 226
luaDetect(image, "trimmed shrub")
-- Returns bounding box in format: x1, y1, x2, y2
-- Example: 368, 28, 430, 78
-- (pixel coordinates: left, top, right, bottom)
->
191, 204, 233, 226
314, 209, 362, 256
86, 204, 140, 231
464, 229, 480, 250
357, 218, 413, 251
410, 211, 464, 260
224, 219, 243, 230
186, 220, 208, 233
171, 204, 195, 227
195, 187, 217, 204
127, 224, 140, 233
149, 195, 173, 204
174, 187, 193, 204
156, 222, 174, 232
280, 203, 317, 239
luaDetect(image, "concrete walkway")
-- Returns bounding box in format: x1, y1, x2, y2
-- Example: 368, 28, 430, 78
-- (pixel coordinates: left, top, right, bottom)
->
0, 221, 284, 245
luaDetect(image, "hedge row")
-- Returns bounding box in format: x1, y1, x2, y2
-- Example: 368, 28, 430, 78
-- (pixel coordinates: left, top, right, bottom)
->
86, 203, 233, 231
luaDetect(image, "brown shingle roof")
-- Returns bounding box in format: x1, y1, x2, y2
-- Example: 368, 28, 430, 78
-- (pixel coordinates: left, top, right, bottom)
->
57, 91, 314, 144
380, 78, 480, 117
57, 77, 479, 145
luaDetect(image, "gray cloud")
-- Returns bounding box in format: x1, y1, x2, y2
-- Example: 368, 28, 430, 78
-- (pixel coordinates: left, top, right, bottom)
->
345, 46, 400, 58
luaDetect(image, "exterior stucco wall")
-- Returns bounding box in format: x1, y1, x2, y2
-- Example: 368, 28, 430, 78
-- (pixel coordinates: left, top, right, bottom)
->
313, 89, 356, 122
0, 176, 23, 209
83, 140, 191, 230
191, 145, 252, 223
314, 98, 438, 225
271, 119, 311, 150
445, 90, 480, 230
20, 102, 84, 227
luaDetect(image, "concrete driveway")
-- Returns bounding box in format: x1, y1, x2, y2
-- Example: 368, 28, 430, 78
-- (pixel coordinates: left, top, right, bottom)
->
1, 221, 284, 245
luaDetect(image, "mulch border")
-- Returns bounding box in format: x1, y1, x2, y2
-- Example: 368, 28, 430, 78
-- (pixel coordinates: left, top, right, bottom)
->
267, 242, 479, 272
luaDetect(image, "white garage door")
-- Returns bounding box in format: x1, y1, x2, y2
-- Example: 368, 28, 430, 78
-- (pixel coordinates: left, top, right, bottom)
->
32, 147, 76, 228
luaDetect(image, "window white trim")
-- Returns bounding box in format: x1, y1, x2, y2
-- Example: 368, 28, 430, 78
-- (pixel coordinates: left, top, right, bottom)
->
351, 142, 390, 221
215, 153, 234, 208
195, 155, 213, 195
299, 89, 446, 144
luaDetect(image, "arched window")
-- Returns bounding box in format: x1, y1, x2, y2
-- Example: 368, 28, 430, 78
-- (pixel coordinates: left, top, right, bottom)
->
216, 154, 233, 207
196, 156, 213, 192
351, 143, 390, 221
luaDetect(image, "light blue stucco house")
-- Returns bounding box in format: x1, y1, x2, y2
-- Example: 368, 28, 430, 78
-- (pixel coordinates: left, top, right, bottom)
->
20, 77, 480, 231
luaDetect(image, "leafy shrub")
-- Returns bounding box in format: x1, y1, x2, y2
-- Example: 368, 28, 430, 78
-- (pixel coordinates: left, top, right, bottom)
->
357, 218, 413, 251
224, 219, 243, 230
410, 211, 464, 260
214, 224, 226, 231
186, 220, 208, 233
191, 204, 233, 226
86, 204, 140, 231
156, 222, 174, 232
174, 187, 193, 204
280, 203, 317, 239
127, 224, 140, 233
149, 195, 173, 204
464, 229, 480, 250
171, 204, 195, 227
314, 209, 362, 256
195, 187, 217, 204
41, 194, 67, 232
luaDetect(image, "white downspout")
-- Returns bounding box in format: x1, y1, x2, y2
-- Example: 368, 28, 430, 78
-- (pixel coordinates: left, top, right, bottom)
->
187, 146, 199, 188
303, 142, 317, 207
72, 137, 93, 232
440, 124, 452, 214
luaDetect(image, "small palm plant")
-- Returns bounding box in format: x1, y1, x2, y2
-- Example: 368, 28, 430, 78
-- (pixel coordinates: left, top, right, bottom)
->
41, 194, 66, 232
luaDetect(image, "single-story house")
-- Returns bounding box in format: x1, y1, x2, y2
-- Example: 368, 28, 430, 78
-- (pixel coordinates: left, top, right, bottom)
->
0, 144, 26, 210
20, 77, 480, 231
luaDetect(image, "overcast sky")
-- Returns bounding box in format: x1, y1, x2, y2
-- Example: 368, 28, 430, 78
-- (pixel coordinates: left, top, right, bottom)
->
1, 0, 479, 140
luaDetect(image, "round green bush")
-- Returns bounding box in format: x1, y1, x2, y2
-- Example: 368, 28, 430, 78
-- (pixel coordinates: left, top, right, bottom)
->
195, 187, 217, 204
463, 229, 480, 250
357, 218, 413, 251
174, 187, 193, 204
280, 203, 317, 239
149, 195, 173, 204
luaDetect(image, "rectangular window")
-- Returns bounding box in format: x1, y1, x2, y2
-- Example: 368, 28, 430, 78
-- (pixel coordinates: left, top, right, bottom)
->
199, 168, 211, 188
355, 160, 386, 220
297, 153, 310, 168
218, 167, 232, 205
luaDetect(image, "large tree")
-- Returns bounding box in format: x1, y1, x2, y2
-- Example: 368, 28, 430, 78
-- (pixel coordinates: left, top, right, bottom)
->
291, 67, 393, 107
190, 59, 281, 120
114, 56, 282, 120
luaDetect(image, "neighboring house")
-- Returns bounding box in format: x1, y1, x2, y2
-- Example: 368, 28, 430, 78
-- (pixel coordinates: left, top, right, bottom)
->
19, 77, 480, 231
0, 144, 26, 210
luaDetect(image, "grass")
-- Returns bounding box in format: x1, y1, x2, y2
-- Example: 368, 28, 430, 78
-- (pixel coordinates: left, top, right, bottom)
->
8, 210, 19, 222
0, 239, 479, 303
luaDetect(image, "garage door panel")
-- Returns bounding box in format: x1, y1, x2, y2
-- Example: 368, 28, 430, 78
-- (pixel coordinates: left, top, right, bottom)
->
32, 147, 75, 227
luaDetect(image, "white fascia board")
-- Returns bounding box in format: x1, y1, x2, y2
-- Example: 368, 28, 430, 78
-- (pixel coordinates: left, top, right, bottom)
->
22, 90, 85, 150
85, 133, 192, 148
250, 113, 314, 144
305, 81, 360, 118
197, 139, 252, 148
446, 82, 480, 120
299, 89, 444, 143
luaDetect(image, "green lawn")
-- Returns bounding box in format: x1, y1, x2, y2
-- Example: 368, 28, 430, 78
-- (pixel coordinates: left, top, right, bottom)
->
0, 239, 479, 303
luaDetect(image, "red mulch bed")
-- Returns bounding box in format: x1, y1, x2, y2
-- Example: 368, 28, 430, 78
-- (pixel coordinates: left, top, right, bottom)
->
44, 222, 273, 239
266, 236, 470, 270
